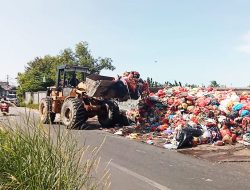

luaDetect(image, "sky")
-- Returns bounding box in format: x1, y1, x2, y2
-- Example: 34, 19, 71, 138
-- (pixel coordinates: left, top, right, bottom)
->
1, 0, 250, 87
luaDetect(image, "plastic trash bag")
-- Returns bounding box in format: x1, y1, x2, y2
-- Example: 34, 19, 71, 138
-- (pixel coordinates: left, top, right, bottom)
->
243, 103, 250, 111
240, 110, 250, 117
230, 94, 240, 102
177, 127, 203, 149
233, 103, 243, 111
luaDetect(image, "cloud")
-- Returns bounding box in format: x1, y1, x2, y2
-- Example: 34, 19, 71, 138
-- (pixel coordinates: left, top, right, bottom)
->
237, 31, 250, 54
243, 31, 250, 42
237, 44, 250, 53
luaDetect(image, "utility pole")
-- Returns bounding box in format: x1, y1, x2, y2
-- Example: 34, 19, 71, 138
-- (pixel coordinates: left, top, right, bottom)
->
6, 75, 9, 96
7, 75, 9, 85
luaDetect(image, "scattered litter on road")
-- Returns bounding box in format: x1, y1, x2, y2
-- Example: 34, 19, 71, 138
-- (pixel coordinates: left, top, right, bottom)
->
205, 179, 213, 182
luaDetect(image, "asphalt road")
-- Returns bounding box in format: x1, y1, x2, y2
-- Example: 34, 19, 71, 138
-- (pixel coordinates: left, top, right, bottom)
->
1, 107, 250, 190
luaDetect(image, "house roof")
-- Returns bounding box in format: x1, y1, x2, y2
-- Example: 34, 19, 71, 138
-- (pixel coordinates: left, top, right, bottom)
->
0, 81, 13, 91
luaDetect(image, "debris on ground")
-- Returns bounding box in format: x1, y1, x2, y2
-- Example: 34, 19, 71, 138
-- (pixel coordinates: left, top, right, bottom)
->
106, 87, 250, 151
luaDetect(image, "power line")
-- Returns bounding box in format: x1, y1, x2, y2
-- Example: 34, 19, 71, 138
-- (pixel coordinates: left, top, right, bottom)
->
0, 75, 17, 86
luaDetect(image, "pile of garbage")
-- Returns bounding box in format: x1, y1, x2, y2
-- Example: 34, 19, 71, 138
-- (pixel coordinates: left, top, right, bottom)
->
111, 87, 250, 149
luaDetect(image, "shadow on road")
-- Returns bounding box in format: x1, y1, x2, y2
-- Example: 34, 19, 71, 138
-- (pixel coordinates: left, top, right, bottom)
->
179, 144, 250, 162
0, 113, 19, 117
53, 119, 102, 130
81, 122, 101, 130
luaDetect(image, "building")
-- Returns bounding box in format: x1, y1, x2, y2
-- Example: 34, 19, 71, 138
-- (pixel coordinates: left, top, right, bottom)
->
0, 81, 15, 97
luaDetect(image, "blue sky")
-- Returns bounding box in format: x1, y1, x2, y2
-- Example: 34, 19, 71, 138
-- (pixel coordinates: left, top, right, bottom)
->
1, 0, 250, 87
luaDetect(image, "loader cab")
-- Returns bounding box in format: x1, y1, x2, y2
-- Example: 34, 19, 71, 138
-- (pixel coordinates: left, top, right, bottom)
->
56, 65, 91, 89
46, 65, 91, 97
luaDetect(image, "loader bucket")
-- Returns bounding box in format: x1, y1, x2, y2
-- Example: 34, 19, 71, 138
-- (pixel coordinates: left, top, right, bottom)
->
85, 74, 130, 100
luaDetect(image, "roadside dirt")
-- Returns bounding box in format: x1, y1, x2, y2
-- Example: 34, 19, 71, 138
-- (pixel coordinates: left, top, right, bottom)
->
178, 144, 250, 162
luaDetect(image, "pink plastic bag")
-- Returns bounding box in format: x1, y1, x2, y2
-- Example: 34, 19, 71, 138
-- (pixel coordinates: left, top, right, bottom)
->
243, 103, 250, 111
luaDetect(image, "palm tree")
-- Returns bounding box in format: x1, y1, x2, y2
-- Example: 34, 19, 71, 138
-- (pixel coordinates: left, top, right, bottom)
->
210, 80, 220, 87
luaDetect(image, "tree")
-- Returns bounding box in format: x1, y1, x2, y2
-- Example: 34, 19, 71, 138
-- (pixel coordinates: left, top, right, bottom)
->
184, 83, 199, 88
163, 80, 182, 87
146, 77, 162, 87
209, 80, 220, 87
74, 42, 115, 73
146, 77, 153, 87
17, 41, 115, 98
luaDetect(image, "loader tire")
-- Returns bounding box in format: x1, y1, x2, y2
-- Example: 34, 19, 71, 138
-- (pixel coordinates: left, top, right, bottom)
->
39, 98, 56, 124
61, 98, 87, 129
98, 100, 119, 128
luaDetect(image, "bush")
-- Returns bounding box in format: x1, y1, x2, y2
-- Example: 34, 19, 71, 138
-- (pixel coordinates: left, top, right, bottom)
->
26, 103, 39, 110
19, 102, 39, 110
19, 102, 26, 107
0, 115, 110, 189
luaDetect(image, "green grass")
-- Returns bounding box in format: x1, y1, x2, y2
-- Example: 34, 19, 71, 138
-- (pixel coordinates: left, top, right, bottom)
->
26, 103, 39, 110
19, 102, 39, 110
19, 102, 26, 107
0, 115, 110, 190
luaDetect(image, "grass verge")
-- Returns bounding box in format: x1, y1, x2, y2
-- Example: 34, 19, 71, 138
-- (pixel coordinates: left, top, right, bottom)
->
19, 102, 39, 110
0, 113, 110, 190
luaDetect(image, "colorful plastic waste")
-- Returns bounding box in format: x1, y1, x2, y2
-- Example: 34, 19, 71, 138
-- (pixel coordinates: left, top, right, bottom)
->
108, 87, 250, 149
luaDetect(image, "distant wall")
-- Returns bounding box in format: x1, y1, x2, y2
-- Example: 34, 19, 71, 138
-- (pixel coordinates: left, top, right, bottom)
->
38, 91, 47, 101
25, 90, 139, 110
33, 92, 39, 104
117, 99, 139, 111
25, 91, 46, 104
25, 92, 32, 104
